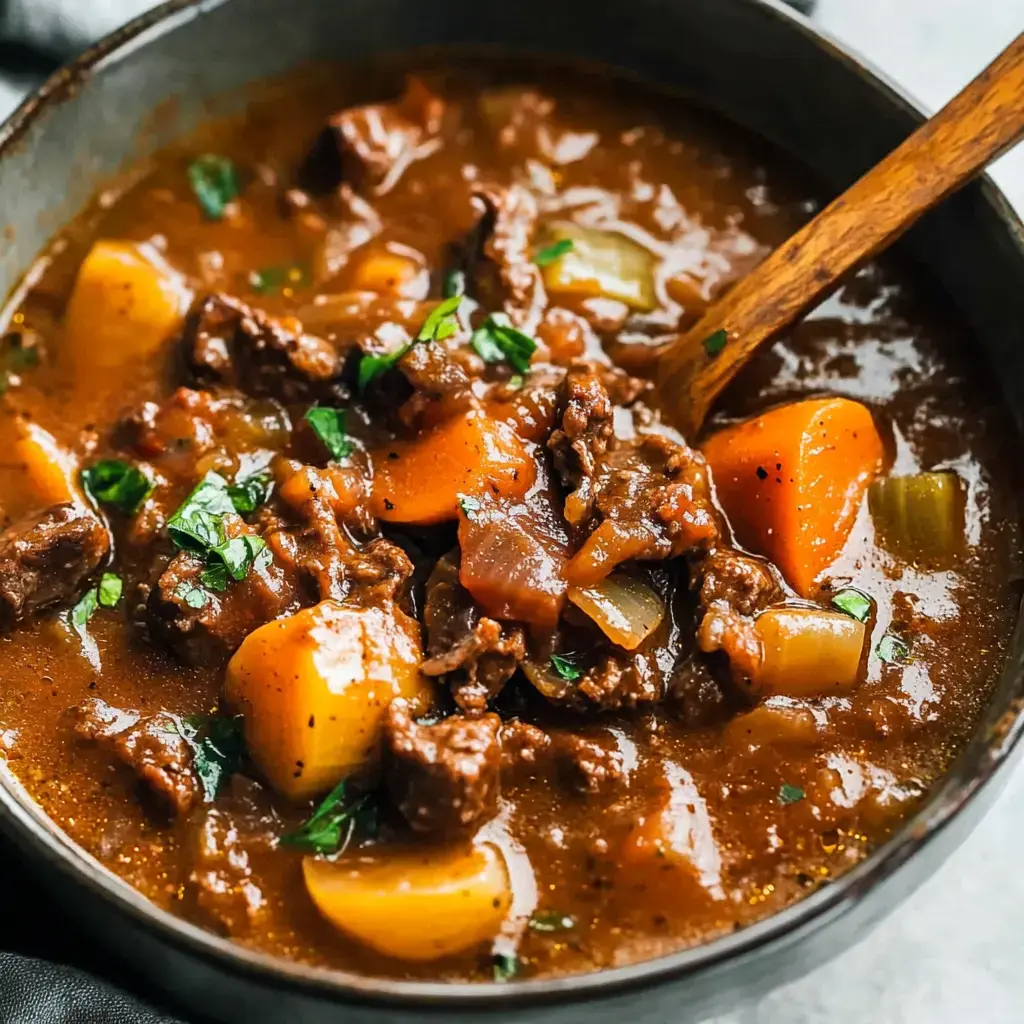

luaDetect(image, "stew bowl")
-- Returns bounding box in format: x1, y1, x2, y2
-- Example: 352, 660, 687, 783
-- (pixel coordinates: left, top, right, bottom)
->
0, 0, 1023, 1021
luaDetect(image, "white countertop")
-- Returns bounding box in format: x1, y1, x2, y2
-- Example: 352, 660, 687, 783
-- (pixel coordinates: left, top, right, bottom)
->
716, 3, 1024, 1022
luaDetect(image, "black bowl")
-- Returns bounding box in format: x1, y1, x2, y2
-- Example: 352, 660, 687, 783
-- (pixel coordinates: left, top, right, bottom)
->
0, 1, 1022, 1021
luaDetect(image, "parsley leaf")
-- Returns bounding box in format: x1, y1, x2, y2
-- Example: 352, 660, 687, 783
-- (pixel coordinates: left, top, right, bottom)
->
702, 329, 727, 358
831, 588, 872, 623
97, 573, 123, 609
81, 460, 153, 514
357, 295, 463, 392
227, 471, 272, 516
470, 313, 536, 374
877, 634, 910, 664
279, 777, 377, 855
187, 154, 239, 220
305, 407, 352, 461
173, 582, 209, 609
534, 238, 574, 267
778, 783, 806, 805
248, 263, 309, 294
528, 911, 576, 933
176, 714, 246, 803
458, 495, 482, 521
550, 654, 581, 681
443, 268, 466, 299
69, 587, 98, 639
166, 472, 235, 556
492, 951, 520, 982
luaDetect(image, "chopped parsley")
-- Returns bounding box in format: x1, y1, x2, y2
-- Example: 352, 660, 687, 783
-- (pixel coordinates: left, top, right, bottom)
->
534, 238, 574, 267
877, 634, 910, 664
458, 495, 482, 521
831, 588, 872, 623
528, 911, 576, 933
176, 714, 246, 802
702, 329, 728, 358
227, 471, 272, 516
173, 583, 209, 610
248, 263, 309, 294
187, 154, 239, 220
97, 573, 123, 609
492, 951, 520, 983
442, 268, 467, 299
304, 406, 352, 461
550, 653, 581, 681
470, 313, 536, 374
81, 460, 153, 514
357, 295, 462, 392
69, 587, 98, 639
778, 783, 806, 805
0, 331, 40, 393
279, 778, 378, 855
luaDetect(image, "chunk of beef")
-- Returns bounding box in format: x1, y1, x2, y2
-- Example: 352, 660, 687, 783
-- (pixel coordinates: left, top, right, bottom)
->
699, 550, 780, 616
329, 76, 446, 195
697, 604, 762, 684
0, 503, 109, 629
186, 294, 343, 403
421, 553, 526, 712
576, 649, 668, 709
472, 184, 544, 328
70, 699, 196, 815
500, 721, 624, 794
147, 533, 300, 665
383, 700, 501, 836
567, 432, 721, 579
548, 367, 613, 499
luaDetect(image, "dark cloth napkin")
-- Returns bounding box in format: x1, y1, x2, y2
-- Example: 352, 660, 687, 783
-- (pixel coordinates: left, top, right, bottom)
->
0, 0, 816, 1020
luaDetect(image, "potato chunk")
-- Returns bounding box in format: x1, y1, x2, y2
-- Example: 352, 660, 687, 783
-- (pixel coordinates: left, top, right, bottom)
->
303, 843, 511, 961
225, 600, 431, 800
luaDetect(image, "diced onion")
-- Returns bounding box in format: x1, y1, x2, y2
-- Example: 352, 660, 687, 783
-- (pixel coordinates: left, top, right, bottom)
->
752, 607, 865, 697
868, 472, 964, 567
568, 574, 665, 650
537, 222, 656, 311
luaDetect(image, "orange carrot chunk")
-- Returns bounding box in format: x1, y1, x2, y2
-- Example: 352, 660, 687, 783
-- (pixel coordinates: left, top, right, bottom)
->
701, 397, 884, 596
370, 412, 536, 525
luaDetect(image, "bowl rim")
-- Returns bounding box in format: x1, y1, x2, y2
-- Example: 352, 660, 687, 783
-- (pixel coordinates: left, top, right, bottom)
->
1, 0, 1023, 1011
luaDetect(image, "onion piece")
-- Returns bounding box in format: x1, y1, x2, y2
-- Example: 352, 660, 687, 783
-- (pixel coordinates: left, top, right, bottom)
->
753, 607, 865, 698
537, 222, 656, 311
868, 471, 964, 567
568, 574, 665, 650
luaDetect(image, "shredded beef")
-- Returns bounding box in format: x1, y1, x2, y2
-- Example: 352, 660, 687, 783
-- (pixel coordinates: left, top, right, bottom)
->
420, 554, 526, 712
186, 294, 343, 403
383, 700, 501, 836
500, 721, 624, 794
70, 699, 197, 815
699, 550, 780, 616
548, 367, 614, 499
0, 503, 109, 629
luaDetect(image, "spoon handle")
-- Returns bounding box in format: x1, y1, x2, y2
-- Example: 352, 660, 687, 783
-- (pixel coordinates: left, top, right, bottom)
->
657, 32, 1024, 436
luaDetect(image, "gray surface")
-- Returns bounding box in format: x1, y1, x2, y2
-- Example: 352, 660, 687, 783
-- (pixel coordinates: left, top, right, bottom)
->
0, 1, 1019, 1021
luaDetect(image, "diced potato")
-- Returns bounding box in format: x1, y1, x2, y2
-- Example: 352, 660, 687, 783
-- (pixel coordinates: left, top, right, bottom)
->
13, 419, 81, 506
225, 599, 432, 800
348, 244, 429, 299
752, 607, 865, 698
724, 697, 823, 751
303, 842, 511, 961
538, 222, 656, 311
64, 240, 192, 371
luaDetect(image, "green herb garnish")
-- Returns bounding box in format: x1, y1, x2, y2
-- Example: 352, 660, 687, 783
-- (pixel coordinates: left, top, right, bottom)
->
97, 573, 123, 609
443, 268, 467, 299
176, 714, 246, 803
81, 460, 153, 514
877, 634, 910, 664
305, 407, 352, 461
528, 911, 576, 933
174, 582, 209, 610
470, 313, 536, 374
357, 295, 462, 392
534, 238, 574, 267
227, 471, 272, 516
279, 778, 377, 855
550, 654, 581, 681
187, 154, 239, 220
702, 329, 728, 358
831, 588, 872, 623
69, 587, 98, 639
492, 951, 520, 983
166, 472, 236, 556
458, 495, 482, 521
248, 263, 309, 294
778, 783, 806, 805
0, 331, 40, 393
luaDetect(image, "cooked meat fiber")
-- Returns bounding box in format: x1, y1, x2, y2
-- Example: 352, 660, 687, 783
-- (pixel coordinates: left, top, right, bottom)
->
0, 503, 109, 629
501, 721, 624, 795
383, 700, 501, 837
70, 699, 197, 816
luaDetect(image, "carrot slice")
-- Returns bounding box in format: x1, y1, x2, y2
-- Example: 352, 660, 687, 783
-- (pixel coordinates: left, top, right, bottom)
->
370, 412, 536, 525
701, 397, 884, 596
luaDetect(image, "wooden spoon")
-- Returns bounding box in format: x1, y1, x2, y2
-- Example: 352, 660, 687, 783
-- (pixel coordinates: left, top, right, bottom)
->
656, 33, 1024, 437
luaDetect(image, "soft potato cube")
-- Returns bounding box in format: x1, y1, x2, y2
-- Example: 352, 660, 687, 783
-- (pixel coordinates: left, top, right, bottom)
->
13, 420, 81, 506
303, 842, 511, 961
225, 599, 432, 800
